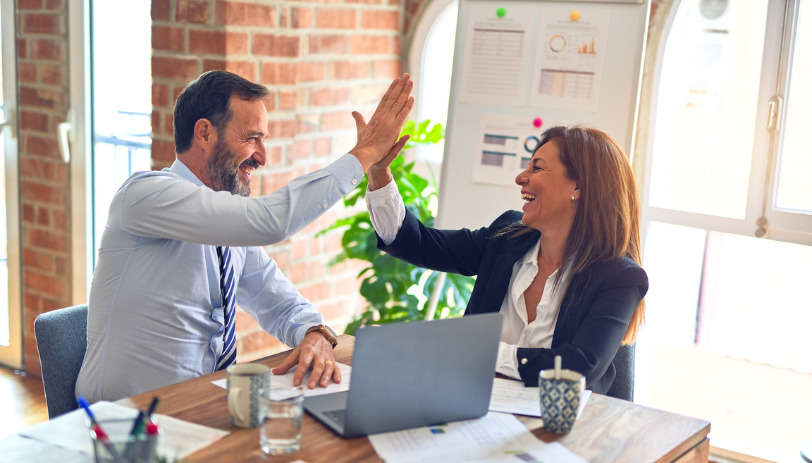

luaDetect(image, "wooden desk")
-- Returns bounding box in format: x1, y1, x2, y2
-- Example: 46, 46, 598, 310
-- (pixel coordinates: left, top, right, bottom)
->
118, 335, 710, 463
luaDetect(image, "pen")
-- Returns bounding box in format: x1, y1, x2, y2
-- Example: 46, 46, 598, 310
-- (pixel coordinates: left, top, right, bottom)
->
77, 396, 126, 463
145, 396, 160, 421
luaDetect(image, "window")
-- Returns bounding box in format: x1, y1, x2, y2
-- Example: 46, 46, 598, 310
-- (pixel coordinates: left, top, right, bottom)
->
407, 0, 457, 165
637, 0, 812, 460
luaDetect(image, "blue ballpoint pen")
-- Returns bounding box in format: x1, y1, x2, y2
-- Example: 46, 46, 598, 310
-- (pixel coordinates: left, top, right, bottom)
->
77, 396, 126, 463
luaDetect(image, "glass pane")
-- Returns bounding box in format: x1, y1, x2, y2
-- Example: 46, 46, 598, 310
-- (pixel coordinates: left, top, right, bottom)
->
415, 1, 457, 165
648, 0, 769, 218
0, 3, 8, 346
91, 1, 152, 265
775, 1, 812, 212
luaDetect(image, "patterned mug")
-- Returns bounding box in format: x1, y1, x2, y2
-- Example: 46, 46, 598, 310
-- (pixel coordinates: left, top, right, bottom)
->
226, 364, 271, 428
538, 368, 586, 434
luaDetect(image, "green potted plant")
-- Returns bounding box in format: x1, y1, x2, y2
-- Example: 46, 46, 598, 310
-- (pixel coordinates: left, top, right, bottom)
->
319, 120, 475, 334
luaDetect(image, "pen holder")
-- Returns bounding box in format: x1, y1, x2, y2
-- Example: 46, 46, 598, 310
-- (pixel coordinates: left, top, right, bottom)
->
89, 418, 160, 463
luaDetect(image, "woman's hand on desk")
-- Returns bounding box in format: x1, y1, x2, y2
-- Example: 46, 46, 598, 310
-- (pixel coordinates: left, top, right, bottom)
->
272, 333, 342, 389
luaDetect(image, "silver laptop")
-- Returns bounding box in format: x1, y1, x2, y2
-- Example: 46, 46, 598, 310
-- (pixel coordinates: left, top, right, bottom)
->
304, 313, 504, 438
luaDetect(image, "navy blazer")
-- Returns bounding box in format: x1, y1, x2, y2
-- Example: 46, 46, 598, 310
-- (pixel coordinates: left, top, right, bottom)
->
378, 209, 648, 394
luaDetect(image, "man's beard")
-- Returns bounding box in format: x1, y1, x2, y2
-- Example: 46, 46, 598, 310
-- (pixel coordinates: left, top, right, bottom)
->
206, 137, 257, 197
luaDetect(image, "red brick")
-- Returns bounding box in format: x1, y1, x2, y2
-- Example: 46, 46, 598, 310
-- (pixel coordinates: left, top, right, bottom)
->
373, 59, 401, 78
296, 62, 326, 82
152, 83, 169, 107
31, 39, 63, 61
350, 35, 389, 54
42, 159, 67, 183
252, 34, 300, 58
308, 35, 349, 54
19, 86, 61, 109
24, 270, 66, 294
23, 248, 53, 272
18, 62, 37, 83
310, 86, 351, 107
151, 56, 200, 80
224, 60, 257, 80
21, 111, 49, 132
316, 9, 357, 29
151, 138, 176, 163
152, 25, 186, 52
279, 90, 297, 111
53, 209, 67, 229
17, 38, 27, 59
22, 181, 64, 205
39, 64, 63, 85
25, 134, 60, 158
291, 7, 314, 28
216, 1, 275, 27
36, 206, 49, 226
202, 58, 226, 72
361, 10, 399, 30
261, 170, 295, 193
152, 0, 171, 21
55, 255, 68, 275
321, 111, 356, 131
331, 61, 369, 80
23, 13, 62, 34
295, 113, 319, 136
261, 62, 297, 85
17, 0, 43, 10
299, 281, 331, 301
176, 0, 210, 24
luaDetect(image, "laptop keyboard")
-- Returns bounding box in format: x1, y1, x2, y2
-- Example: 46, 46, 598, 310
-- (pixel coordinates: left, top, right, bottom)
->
323, 408, 347, 428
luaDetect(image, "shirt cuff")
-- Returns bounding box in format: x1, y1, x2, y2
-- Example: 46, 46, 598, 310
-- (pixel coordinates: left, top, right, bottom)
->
323, 153, 364, 194
495, 342, 521, 380
366, 179, 405, 246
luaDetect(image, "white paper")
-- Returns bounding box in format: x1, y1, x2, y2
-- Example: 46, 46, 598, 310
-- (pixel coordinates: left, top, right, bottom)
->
530, 5, 611, 112
368, 411, 587, 463
473, 113, 570, 187
212, 362, 352, 397
489, 378, 592, 419
17, 400, 228, 460
458, 2, 536, 105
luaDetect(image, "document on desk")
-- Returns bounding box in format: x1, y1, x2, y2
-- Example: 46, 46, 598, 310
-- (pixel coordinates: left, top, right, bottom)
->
17, 401, 229, 459
489, 377, 591, 418
368, 411, 587, 463
212, 362, 352, 397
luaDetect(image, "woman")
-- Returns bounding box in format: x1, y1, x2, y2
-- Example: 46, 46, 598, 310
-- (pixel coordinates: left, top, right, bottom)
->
365, 125, 647, 395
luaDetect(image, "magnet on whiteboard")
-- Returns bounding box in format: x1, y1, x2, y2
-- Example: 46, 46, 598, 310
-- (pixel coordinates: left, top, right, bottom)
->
533, 118, 543, 128
496, 7, 506, 18
570, 10, 580, 21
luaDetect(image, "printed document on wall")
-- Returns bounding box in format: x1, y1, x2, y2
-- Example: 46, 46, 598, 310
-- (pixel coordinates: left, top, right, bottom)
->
473, 113, 567, 187
458, 2, 536, 105
531, 5, 611, 112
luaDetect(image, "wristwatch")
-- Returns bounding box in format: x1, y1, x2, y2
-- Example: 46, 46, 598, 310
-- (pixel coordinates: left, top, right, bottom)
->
306, 324, 338, 348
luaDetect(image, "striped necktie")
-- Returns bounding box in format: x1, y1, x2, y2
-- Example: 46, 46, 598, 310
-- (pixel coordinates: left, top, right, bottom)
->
216, 246, 237, 371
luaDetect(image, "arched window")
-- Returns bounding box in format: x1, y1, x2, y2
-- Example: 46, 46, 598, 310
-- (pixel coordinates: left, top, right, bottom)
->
407, 0, 458, 165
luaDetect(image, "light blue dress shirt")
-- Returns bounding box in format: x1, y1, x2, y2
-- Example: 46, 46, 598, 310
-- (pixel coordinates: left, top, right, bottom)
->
76, 154, 363, 402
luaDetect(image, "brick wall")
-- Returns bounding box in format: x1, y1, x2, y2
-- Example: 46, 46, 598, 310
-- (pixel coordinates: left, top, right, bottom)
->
150, 0, 410, 363
18, 0, 71, 375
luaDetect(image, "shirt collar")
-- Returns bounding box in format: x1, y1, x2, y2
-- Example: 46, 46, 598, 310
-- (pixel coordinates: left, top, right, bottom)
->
167, 159, 206, 187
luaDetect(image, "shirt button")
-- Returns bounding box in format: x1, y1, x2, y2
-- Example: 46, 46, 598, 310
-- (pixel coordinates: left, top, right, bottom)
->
521, 358, 528, 365
351, 178, 358, 185
322, 202, 327, 209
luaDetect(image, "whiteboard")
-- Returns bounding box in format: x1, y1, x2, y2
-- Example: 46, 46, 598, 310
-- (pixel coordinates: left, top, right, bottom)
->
437, 0, 650, 230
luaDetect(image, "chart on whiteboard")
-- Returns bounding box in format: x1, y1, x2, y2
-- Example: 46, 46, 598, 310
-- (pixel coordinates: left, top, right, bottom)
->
531, 4, 611, 112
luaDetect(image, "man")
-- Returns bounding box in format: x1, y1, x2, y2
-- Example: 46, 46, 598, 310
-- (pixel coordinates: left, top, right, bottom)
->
76, 70, 413, 402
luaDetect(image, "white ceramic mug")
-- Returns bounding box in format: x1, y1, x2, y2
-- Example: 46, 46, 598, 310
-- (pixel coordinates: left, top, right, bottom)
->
226, 364, 271, 428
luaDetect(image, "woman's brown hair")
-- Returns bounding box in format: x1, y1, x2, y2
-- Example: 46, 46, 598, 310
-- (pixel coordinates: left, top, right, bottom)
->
506, 125, 645, 344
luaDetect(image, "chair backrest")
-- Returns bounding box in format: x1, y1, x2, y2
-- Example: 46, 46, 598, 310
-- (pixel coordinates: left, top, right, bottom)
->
606, 343, 635, 401
34, 304, 88, 418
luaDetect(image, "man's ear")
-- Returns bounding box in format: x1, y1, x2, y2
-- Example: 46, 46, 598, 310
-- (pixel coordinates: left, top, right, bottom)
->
193, 119, 215, 148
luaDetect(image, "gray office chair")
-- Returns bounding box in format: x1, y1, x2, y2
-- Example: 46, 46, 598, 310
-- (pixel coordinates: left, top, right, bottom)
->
606, 344, 635, 401
34, 303, 88, 418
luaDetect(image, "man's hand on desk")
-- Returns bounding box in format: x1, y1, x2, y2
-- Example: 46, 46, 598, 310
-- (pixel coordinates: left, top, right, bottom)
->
272, 332, 342, 389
